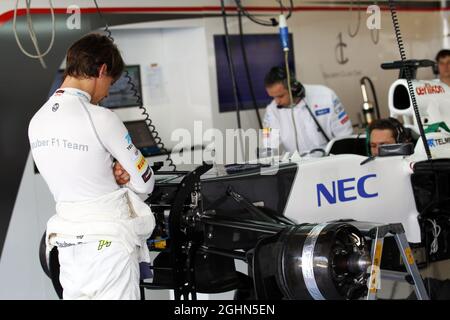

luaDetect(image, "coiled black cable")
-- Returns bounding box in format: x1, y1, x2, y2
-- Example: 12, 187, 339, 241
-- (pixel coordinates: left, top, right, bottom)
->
93, 0, 176, 170
93, 0, 112, 40
388, 0, 432, 161
388, 0, 434, 299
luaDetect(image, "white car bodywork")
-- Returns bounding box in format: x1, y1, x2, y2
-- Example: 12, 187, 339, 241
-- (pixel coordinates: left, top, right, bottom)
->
282, 154, 421, 242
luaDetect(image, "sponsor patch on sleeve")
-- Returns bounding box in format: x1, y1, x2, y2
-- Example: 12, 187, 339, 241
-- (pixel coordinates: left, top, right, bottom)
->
315, 108, 330, 116
338, 111, 347, 120
340, 114, 349, 124
141, 165, 152, 183
127, 144, 141, 161
136, 155, 148, 172
124, 133, 132, 145
333, 98, 345, 115
132, 148, 140, 161
335, 105, 345, 115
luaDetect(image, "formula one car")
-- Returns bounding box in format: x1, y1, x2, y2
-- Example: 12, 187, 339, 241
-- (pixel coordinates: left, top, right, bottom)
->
39, 58, 450, 300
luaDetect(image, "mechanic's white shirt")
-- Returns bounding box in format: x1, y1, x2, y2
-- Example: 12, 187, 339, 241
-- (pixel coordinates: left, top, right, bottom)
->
28, 87, 155, 202
263, 84, 353, 154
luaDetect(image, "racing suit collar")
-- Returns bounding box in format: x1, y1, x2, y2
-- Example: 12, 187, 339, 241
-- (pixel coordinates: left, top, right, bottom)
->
55, 87, 91, 102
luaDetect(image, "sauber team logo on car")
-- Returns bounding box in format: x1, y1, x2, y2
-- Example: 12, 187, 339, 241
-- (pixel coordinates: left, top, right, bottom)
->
415, 83, 445, 95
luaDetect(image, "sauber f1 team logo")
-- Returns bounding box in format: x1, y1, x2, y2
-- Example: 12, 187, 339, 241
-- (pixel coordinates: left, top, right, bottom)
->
415, 83, 445, 95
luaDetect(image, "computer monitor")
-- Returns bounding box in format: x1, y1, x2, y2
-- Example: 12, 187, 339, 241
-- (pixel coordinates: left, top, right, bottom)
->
47, 65, 143, 109
101, 65, 143, 109
123, 120, 162, 157
214, 33, 295, 113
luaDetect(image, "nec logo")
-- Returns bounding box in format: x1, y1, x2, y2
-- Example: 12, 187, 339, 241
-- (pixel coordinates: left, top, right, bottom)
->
316, 174, 378, 207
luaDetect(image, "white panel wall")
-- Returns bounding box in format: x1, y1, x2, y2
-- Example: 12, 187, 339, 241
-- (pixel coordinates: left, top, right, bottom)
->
109, 26, 214, 152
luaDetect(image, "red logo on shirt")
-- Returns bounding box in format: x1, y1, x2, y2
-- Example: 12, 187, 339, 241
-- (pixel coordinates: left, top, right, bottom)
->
340, 115, 349, 124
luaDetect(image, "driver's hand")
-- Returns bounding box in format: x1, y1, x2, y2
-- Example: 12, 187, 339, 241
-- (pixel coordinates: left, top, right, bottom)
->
113, 161, 130, 185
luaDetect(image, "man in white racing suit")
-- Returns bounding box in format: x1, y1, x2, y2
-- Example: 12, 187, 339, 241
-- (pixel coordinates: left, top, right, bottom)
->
263, 66, 353, 155
28, 34, 155, 300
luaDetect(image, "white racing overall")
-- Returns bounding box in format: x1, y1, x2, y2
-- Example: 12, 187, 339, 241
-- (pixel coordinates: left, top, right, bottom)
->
263, 84, 353, 154
29, 88, 155, 299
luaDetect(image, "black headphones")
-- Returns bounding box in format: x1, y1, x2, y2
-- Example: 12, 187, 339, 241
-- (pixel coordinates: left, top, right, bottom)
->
433, 62, 439, 76
391, 117, 408, 143
271, 66, 305, 100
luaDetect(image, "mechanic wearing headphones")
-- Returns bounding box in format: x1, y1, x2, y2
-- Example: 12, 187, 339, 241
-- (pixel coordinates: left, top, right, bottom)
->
367, 117, 411, 156
435, 49, 450, 87
28, 34, 155, 299
263, 66, 353, 155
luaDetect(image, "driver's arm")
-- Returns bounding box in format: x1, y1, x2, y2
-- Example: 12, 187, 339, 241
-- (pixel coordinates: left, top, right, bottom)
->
95, 110, 155, 194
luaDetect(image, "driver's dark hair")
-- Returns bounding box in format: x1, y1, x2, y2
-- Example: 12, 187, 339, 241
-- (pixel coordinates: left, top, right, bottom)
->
368, 117, 409, 143
436, 49, 450, 62
64, 33, 124, 82
264, 66, 295, 89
